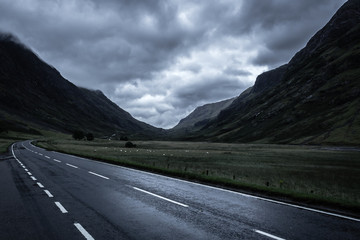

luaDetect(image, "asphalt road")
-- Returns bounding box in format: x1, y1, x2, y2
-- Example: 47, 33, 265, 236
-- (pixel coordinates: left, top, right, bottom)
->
1, 140, 359, 240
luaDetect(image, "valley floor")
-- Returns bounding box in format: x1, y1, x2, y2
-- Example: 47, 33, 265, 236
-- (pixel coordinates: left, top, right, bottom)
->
37, 138, 360, 215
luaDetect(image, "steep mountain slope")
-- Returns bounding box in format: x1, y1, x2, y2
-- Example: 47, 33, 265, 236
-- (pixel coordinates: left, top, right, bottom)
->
170, 97, 235, 133
183, 0, 360, 145
0, 34, 163, 138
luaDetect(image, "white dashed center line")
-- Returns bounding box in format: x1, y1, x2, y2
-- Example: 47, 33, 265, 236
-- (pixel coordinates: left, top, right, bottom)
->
88, 171, 109, 180
74, 223, 95, 240
44, 190, 54, 198
55, 202, 68, 213
13, 142, 96, 239
133, 186, 189, 208
254, 230, 286, 240
66, 163, 78, 169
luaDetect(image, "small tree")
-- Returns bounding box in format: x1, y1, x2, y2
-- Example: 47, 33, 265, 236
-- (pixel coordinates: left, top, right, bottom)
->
86, 133, 94, 141
72, 130, 85, 140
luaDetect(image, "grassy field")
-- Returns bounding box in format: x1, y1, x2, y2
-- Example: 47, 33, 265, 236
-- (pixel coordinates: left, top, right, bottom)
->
37, 138, 360, 210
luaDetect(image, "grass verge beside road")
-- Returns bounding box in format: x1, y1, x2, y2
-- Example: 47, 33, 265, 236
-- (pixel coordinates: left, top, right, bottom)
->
0, 139, 15, 153
0, 131, 42, 153
37, 139, 360, 214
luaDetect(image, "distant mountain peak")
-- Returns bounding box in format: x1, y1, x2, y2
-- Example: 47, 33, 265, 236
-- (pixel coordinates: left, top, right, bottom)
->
172, 97, 235, 132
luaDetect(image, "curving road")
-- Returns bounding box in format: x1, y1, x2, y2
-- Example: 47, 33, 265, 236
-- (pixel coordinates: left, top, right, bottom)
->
1, 140, 359, 239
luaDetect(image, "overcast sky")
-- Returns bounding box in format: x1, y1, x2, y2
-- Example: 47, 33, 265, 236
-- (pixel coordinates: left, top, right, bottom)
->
0, 0, 346, 129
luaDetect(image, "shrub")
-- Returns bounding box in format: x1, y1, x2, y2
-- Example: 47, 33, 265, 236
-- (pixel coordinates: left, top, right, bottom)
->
72, 130, 85, 140
86, 133, 94, 141
125, 141, 136, 148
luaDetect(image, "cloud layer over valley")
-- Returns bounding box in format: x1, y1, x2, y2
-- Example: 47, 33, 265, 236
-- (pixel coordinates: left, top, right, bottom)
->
0, 0, 346, 128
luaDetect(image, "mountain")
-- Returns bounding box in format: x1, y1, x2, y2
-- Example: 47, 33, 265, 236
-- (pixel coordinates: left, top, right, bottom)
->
178, 0, 360, 145
170, 97, 235, 134
0, 34, 163, 138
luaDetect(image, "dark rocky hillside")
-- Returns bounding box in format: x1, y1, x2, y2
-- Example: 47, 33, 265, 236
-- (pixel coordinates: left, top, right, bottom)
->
0, 34, 163, 138
179, 0, 360, 145
170, 97, 235, 135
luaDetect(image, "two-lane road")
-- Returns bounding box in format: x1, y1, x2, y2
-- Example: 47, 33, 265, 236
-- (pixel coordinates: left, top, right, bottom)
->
3, 140, 360, 239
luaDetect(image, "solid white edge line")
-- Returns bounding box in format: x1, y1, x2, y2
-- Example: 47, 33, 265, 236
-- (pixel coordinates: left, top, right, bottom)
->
133, 186, 189, 208
11, 144, 19, 161
66, 163, 78, 169
31, 176, 37, 181
29, 142, 360, 222
74, 223, 95, 240
55, 202, 68, 213
255, 230, 286, 240
44, 190, 54, 198
125, 167, 360, 222
88, 171, 109, 180
53, 159, 61, 163
37, 182, 44, 188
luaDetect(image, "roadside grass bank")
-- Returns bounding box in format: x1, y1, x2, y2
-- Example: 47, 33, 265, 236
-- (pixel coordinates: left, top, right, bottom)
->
36, 139, 360, 215
0, 139, 14, 153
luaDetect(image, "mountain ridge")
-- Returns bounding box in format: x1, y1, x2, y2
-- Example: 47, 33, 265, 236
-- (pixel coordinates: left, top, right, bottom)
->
175, 0, 360, 145
0, 33, 163, 138
171, 97, 235, 133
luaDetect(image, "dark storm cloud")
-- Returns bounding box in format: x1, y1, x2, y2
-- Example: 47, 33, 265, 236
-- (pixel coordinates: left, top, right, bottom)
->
225, 0, 345, 33
224, 67, 251, 77
219, 0, 347, 67
0, 0, 347, 128
174, 75, 247, 108
0, 0, 202, 86
180, 63, 202, 74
